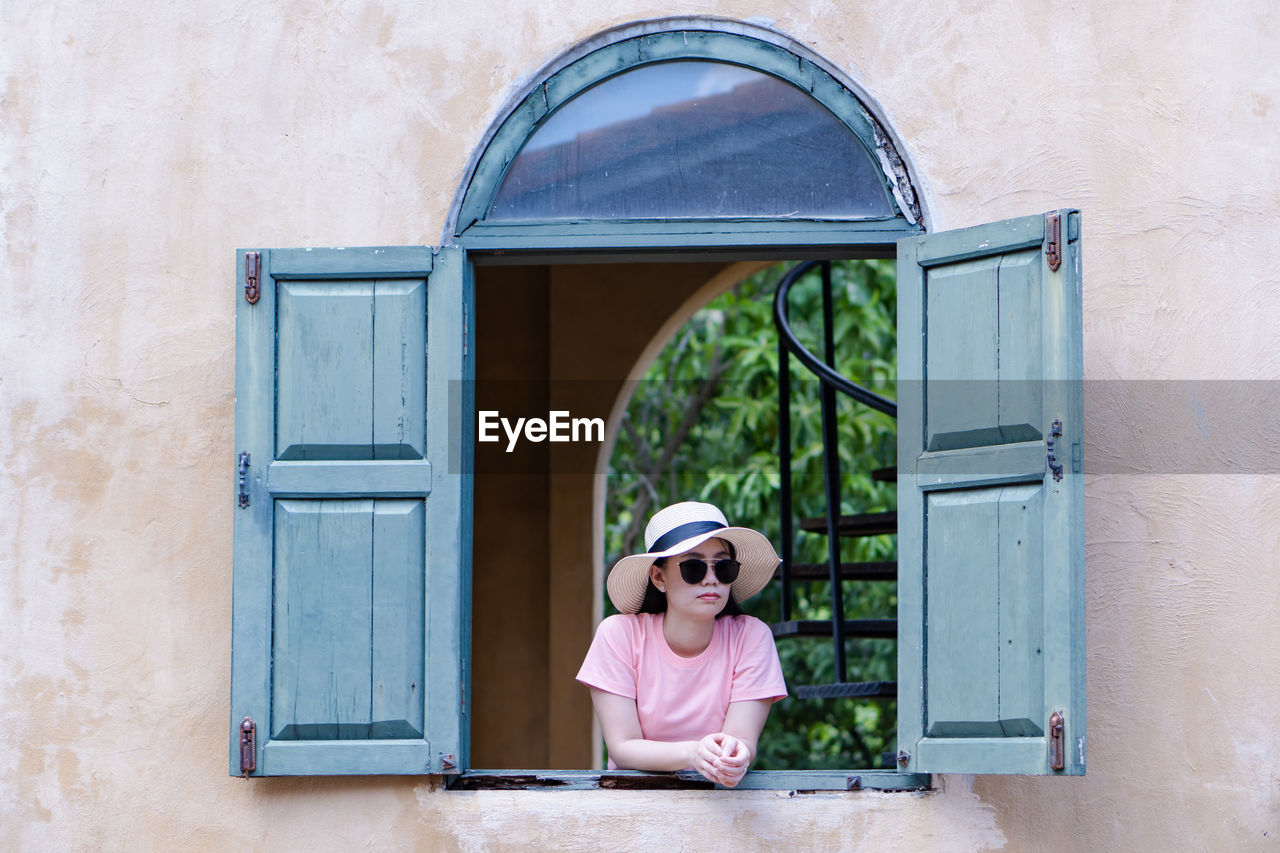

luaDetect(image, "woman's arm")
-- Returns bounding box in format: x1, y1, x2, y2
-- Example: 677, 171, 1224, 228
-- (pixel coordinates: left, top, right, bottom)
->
590, 688, 692, 770
722, 698, 772, 763
589, 688, 733, 782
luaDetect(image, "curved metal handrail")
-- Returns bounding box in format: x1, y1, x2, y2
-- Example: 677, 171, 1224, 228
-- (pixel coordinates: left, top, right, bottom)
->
772, 260, 898, 418
773, 258, 897, 691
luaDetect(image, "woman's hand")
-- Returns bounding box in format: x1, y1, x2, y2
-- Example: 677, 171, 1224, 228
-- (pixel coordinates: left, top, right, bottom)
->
691, 733, 728, 784
710, 734, 751, 787
691, 732, 751, 786
708, 698, 775, 786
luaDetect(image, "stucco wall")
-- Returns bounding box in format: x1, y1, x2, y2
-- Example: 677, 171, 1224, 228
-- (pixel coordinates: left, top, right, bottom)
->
3, 1, 1279, 850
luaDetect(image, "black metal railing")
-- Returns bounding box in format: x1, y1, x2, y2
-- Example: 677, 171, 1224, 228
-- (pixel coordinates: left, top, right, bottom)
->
772, 260, 897, 697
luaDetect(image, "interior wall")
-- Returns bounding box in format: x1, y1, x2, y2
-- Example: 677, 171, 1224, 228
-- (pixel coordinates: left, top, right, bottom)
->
472, 264, 552, 767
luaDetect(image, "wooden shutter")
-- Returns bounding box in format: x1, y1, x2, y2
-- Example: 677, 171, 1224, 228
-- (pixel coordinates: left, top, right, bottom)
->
896, 211, 1085, 775
231, 247, 472, 775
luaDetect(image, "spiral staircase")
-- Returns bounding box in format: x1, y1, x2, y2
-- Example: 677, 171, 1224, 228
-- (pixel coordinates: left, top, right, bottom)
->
771, 260, 898, 706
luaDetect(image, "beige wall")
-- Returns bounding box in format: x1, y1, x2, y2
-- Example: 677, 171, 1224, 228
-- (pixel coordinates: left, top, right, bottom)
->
3, 1, 1279, 850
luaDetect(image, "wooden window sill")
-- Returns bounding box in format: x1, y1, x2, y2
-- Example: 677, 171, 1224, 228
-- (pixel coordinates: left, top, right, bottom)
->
448, 769, 930, 792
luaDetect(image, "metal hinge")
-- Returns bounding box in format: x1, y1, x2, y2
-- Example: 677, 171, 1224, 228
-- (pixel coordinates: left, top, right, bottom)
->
1045, 213, 1062, 272
1046, 420, 1064, 482
1048, 711, 1065, 771
239, 717, 257, 776
237, 452, 251, 507
244, 251, 262, 304
462, 302, 469, 357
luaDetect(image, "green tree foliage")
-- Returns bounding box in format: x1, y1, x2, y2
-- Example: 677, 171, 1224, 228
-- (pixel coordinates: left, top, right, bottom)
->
604, 259, 899, 770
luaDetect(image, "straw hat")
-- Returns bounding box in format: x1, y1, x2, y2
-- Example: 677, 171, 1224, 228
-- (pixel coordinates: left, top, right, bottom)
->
607, 501, 780, 615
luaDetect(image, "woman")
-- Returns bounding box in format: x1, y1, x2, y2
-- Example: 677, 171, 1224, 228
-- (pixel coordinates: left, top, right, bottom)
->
576, 501, 787, 786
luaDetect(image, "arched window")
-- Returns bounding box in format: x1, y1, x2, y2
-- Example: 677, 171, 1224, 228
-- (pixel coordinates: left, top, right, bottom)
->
487, 60, 894, 221
233, 22, 1084, 789
453, 28, 922, 250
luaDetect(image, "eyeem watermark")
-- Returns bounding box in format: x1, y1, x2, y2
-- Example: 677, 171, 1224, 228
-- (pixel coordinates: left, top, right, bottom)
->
478, 410, 605, 453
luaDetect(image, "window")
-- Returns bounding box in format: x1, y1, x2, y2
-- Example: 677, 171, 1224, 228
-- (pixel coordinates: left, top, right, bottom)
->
487, 60, 894, 221
229, 25, 1084, 783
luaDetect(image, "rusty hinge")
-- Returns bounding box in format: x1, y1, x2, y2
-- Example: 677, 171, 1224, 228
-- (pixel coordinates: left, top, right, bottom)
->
1044, 422, 1064, 481
1046, 420, 1064, 482
239, 716, 257, 776
1045, 213, 1062, 272
244, 251, 261, 304
237, 451, 251, 507
1048, 711, 1065, 771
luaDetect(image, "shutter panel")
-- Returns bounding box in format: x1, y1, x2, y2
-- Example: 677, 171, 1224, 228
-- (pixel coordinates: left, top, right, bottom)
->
231, 246, 472, 775
896, 211, 1084, 775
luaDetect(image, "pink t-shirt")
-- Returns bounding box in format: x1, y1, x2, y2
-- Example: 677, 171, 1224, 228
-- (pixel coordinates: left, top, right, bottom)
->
576, 612, 787, 758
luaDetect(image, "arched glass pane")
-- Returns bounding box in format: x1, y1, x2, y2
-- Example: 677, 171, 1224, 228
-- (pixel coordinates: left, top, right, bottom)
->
488, 61, 894, 221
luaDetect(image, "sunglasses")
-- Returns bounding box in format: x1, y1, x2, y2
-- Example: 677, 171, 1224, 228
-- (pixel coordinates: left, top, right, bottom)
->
677, 558, 741, 585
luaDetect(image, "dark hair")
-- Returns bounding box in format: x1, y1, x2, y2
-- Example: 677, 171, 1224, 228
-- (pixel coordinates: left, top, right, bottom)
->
637, 540, 744, 619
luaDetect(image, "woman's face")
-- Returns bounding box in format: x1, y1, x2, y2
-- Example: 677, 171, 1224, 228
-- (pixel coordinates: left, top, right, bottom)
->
651, 538, 733, 620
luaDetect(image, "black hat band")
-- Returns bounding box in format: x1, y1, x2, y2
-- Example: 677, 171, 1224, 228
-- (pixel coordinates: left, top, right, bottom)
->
649, 520, 726, 554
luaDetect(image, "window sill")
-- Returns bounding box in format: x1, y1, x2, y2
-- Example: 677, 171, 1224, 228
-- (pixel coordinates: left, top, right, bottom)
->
448, 769, 930, 792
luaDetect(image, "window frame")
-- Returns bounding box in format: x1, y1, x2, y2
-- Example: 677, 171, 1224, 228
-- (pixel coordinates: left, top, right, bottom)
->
447, 24, 929, 790
460, 245, 919, 792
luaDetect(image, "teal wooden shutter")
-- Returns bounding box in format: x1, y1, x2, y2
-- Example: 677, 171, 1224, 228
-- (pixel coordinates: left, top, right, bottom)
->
896, 211, 1084, 775
231, 246, 473, 776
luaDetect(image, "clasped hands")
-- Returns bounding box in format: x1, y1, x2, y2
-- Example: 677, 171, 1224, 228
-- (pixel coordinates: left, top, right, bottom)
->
691, 732, 751, 787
